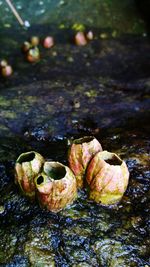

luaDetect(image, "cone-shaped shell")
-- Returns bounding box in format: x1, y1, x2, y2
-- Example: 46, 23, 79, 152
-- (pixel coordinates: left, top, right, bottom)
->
35, 161, 77, 212
86, 151, 129, 205
15, 151, 44, 198
68, 136, 102, 188
74, 32, 87, 46
26, 47, 40, 63
22, 41, 31, 53
30, 36, 40, 46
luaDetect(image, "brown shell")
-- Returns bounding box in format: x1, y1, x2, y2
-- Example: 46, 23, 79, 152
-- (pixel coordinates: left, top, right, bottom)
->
15, 151, 44, 198
68, 136, 102, 188
74, 32, 87, 46
26, 47, 40, 63
86, 151, 129, 205
35, 161, 77, 212
43, 36, 54, 48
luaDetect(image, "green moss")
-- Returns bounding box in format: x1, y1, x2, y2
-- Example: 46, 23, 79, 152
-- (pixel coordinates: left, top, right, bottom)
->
0, 110, 17, 119
25, 246, 55, 266
0, 206, 5, 214
84, 90, 97, 98
60, 207, 89, 220
59, 23, 65, 29
63, 226, 91, 237
72, 23, 85, 32
90, 190, 122, 205
0, 124, 10, 132
0, 229, 17, 264
72, 264, 91, 267
94, 239, 132, 266
0, 96, 11, 107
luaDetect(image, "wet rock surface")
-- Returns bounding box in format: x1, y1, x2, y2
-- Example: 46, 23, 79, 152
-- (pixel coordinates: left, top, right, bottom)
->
0, 36, 150, 266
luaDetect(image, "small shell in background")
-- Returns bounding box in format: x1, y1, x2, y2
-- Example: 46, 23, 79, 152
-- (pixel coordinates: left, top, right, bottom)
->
74, 32, 87, 46
22, 41, 31, 53
1, 65, 13, 77
0, 59, 8, 68
43, 36, 54, 48
30, 36, 40, 46
86, 31, 94, 40
26, 47, 40, 63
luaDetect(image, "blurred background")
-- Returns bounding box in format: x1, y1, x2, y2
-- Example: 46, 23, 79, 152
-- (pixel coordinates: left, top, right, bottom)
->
0, 0, 149, 33
0, 0, 149, 59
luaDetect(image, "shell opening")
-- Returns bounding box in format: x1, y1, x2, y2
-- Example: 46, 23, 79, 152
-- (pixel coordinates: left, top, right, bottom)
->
17, 152, 35, 164
73, 136, 94, 144
105, 155, 122, 166
36, 175, 44, 185
45, 163, 66, 180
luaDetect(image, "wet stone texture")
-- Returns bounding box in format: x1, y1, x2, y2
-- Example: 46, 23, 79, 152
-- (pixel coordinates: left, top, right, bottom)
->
0, 35, 150, 267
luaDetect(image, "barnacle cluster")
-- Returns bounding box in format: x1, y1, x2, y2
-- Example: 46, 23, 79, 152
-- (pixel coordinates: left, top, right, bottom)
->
15, 136, 129, 212
22, 36, 54, 63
